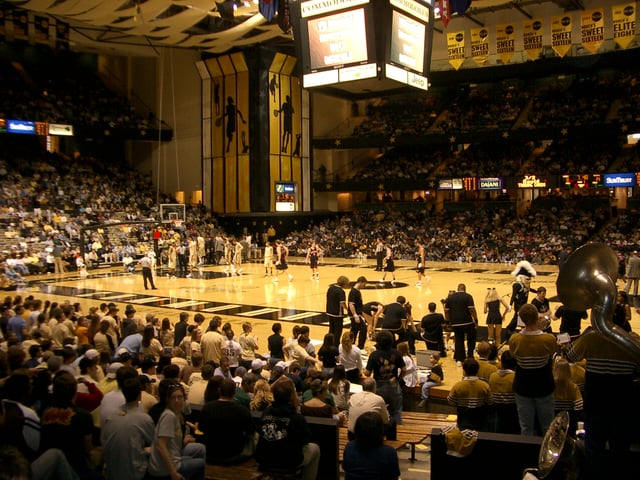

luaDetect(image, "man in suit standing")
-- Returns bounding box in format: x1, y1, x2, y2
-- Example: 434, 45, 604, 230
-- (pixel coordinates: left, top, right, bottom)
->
624, 251, 640, 297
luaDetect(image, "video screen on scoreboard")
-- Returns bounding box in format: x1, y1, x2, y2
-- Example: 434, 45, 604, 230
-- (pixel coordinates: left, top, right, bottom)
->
307, 8, 369, 71
389, 9, 426, 74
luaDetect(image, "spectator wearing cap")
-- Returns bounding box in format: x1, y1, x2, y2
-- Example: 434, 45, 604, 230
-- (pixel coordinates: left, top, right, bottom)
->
121, 305, 139, 339
102, 376, 156, 480
251, 358, 270, 381
116, 328, 143, 361
98, 362, 123, 395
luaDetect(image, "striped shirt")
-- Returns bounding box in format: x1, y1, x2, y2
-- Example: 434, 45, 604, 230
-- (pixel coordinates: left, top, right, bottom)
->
566, 330, 638, 376
489, 369, 515, 404
448, 377, 493, 408
509, 329, 557, 397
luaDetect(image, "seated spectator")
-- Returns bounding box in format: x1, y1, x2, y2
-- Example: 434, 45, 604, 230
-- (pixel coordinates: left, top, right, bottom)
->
148, 382, 206, 480
198, 378, 255, 465
255, 379, 320, 479
489, 350, 519, 434
342, 411, 401, 480
447, 358, 493, 431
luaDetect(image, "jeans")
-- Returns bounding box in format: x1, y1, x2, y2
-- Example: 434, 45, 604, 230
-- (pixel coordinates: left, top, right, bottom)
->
179, 442, 206, 480
514, 392, 555, 436
376, 379, 403, 425
421, 380, 440, 400
301, 443, 321, 480
32, 448, 80, 480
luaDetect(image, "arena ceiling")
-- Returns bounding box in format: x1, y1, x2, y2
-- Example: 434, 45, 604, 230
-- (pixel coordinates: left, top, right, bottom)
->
4, 0, 584, 56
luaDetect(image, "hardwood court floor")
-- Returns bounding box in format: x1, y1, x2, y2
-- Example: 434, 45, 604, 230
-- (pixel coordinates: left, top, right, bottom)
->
23, 257, 639, 392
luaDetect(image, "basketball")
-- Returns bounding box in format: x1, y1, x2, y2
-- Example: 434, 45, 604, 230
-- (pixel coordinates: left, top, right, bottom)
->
273, 109, 279, 117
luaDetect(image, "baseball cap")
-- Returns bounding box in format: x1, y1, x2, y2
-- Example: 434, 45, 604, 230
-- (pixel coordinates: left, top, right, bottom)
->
251, 359, 267, 370
107, 362, 124, 379
125, 305, 136, 314
84, 349, 99, 360
108, 302, 119, 311
275, 360, 290, 370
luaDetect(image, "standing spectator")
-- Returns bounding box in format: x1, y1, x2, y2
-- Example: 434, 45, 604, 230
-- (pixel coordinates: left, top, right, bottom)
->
613, 290, 633, 332
160, 318, 174, 348
173, 312, 189, 347
364, 330, 405, 426
339, 331, 363, 384
347, 276, 368, 349
566, 327, 638, 479
255, 380, 320, 480
239, 322, 259, 370
138, 253, 157, 290
200, 317, 225, 365
444, 284, 479, 367
326, 276, 350, 342
624, 250, 640, 296
317, 333, 339, 377
489, 350, 519, 434
267, 322, 285, 365
508, 304, 556, 436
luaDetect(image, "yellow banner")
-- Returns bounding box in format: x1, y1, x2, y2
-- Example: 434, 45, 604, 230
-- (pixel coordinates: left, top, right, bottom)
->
551, 14, 572, 57
581, 8, 605, 54
495, 23, 515, 65
470, 27, 490, 66
447, 31, 465, 71
523, 18, 543, 61
612, 3, 636, 49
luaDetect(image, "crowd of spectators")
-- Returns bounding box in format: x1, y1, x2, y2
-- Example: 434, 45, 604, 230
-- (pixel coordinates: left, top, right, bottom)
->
0, 48, 163, 132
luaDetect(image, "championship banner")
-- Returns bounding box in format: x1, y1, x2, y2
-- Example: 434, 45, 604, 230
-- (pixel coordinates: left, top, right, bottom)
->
439, 0, 451, 28
523, 18, 543, 61
470, 27, 489, 66
495, 23, 515, 64
13, 9, 28, 40
612, 3, 636, 49
34, 15, 49, 45
447, 31, 465, 70
581, 8, 604, 54
551, 14, 572, 57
